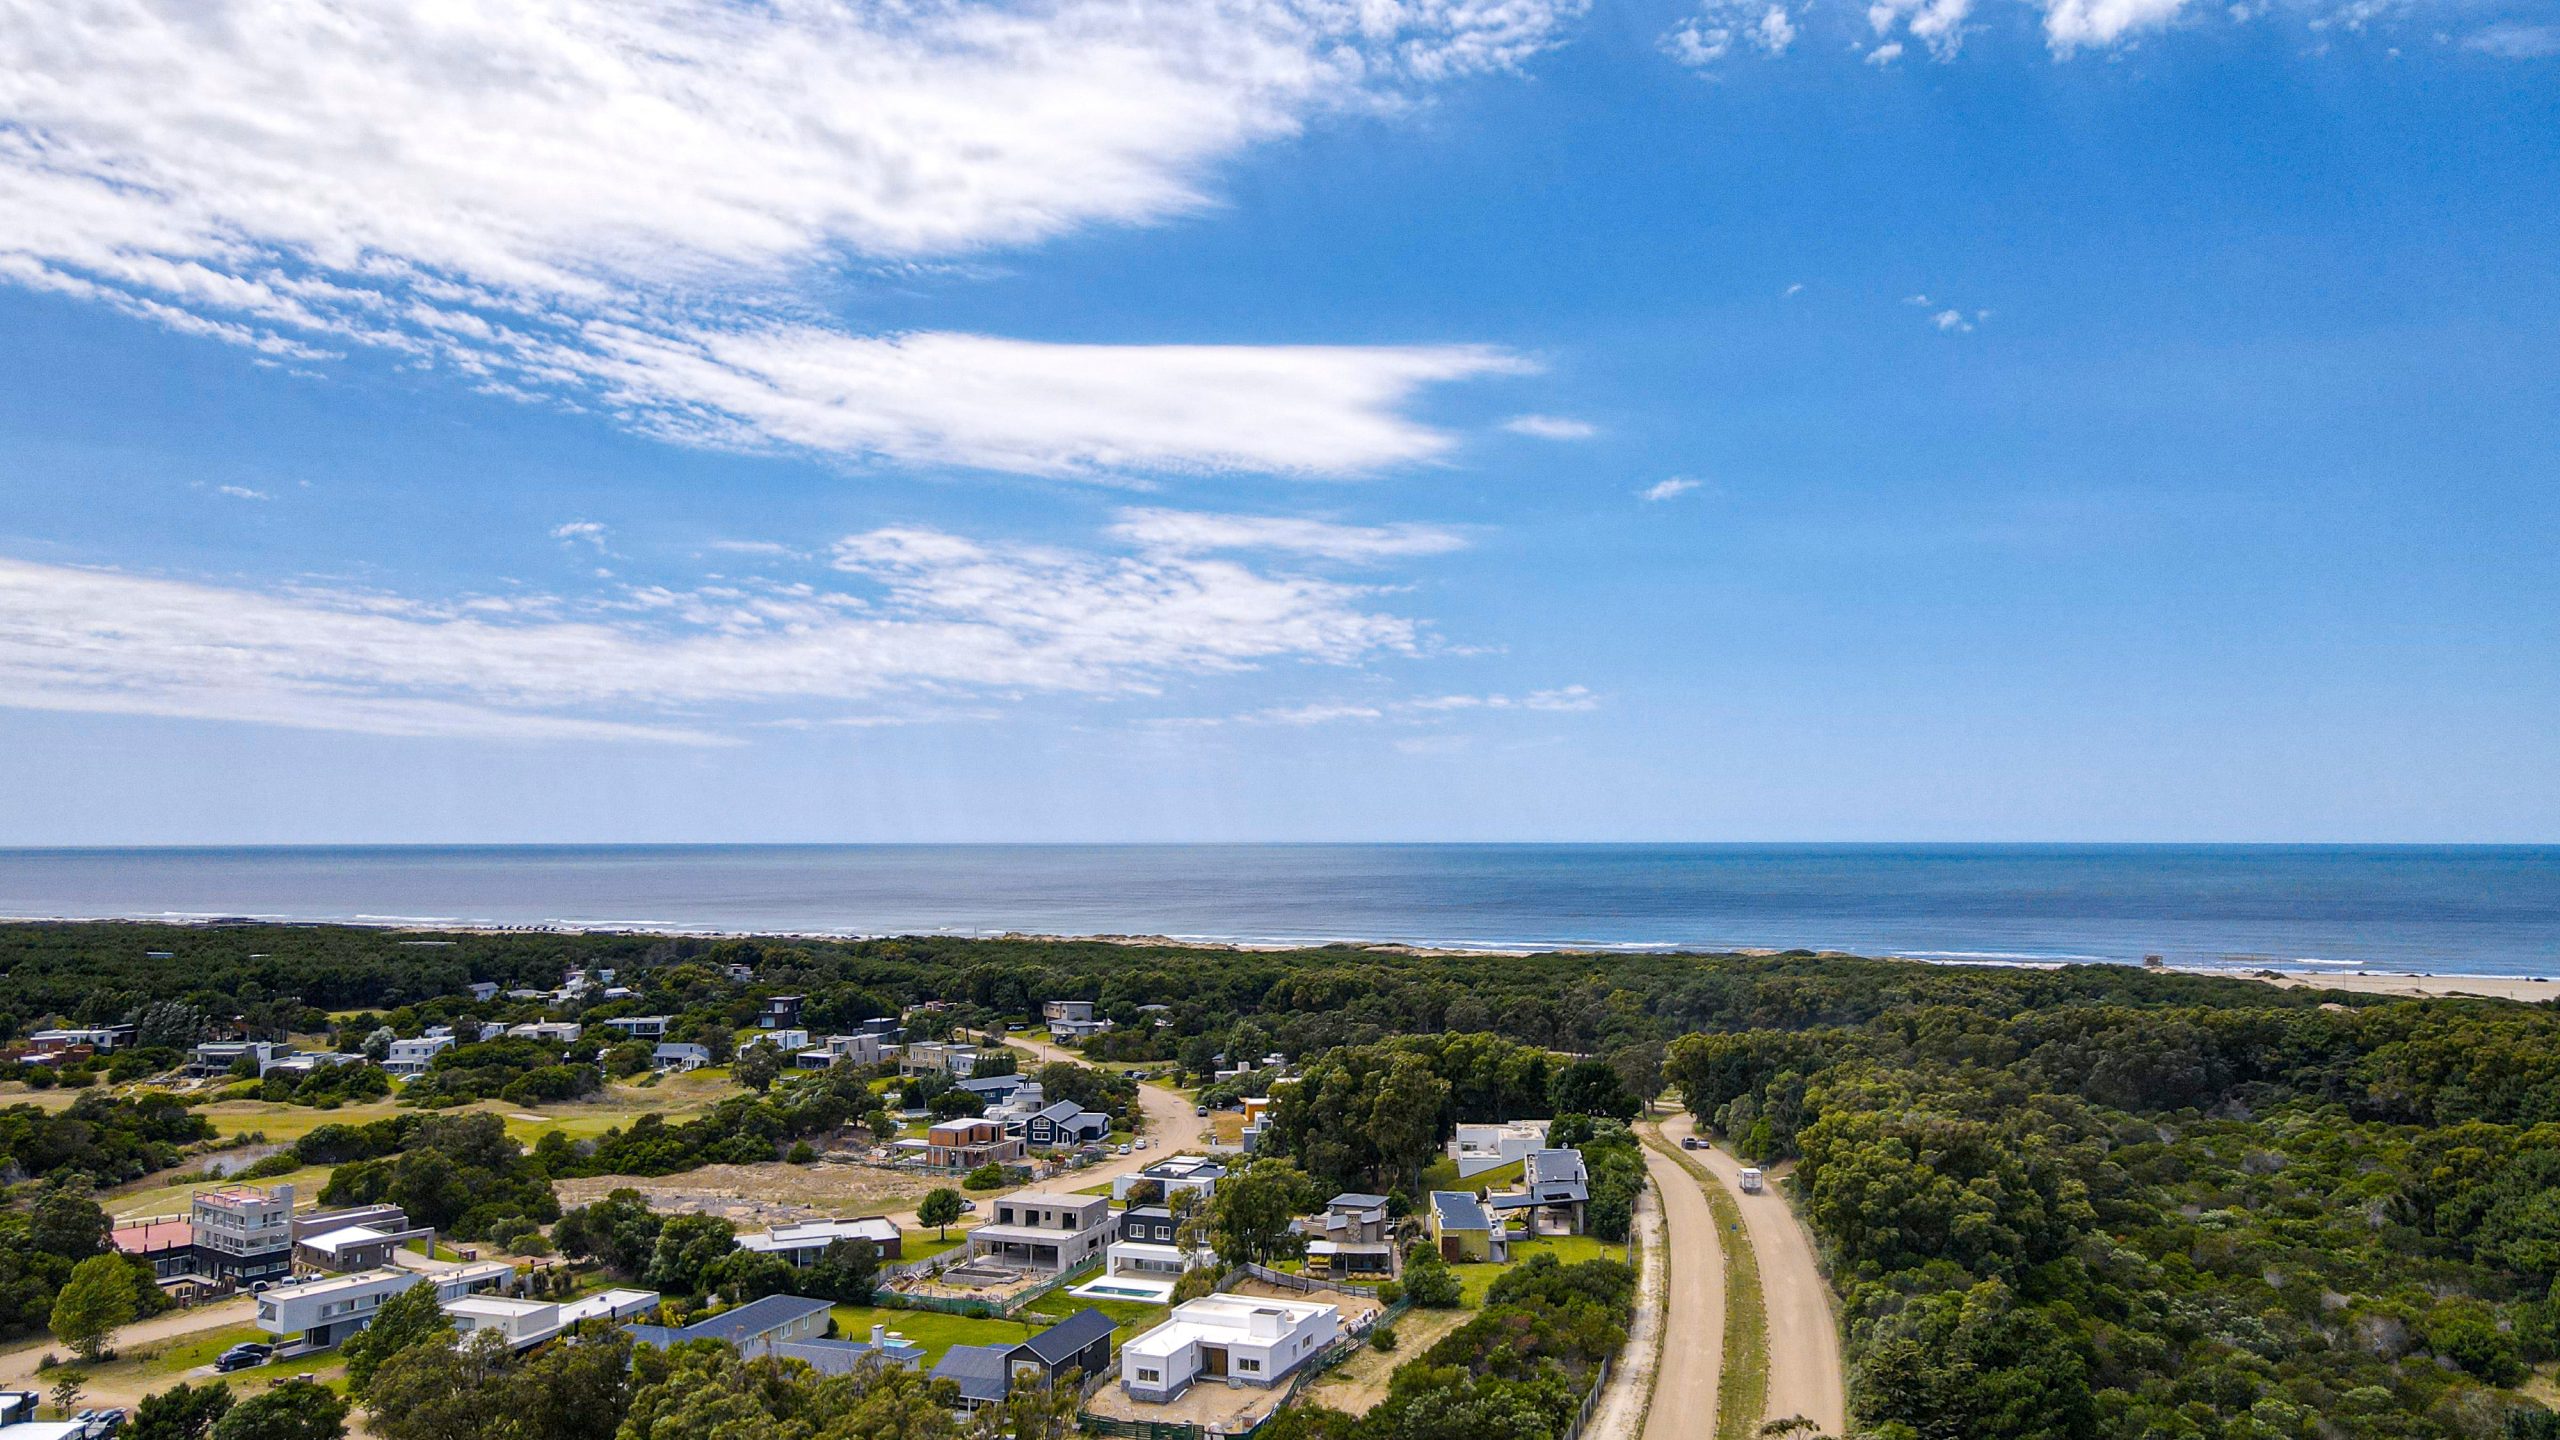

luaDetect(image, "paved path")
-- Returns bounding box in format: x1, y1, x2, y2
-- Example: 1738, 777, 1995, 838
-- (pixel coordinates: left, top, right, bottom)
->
1639, 1126, 1725, 1440
1661, 1112, 1847, 1438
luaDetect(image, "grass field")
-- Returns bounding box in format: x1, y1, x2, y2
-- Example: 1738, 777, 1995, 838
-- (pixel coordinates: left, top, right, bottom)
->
1454, 1231, 1620, 1307
1418, 1155, 1524, 1192
829, 1304, 1031, 1363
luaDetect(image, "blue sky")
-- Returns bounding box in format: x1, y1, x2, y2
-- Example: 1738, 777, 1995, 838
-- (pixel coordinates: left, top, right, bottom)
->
0, 0, 2553, 843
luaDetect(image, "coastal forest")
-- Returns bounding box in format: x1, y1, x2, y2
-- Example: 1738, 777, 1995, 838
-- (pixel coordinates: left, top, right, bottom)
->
5, 921, 2560, 1438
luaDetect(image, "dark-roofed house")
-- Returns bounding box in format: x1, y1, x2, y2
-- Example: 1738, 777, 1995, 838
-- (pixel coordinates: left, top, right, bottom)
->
1023, 1100, 1111, 1148
930, 1343, 1015, 1411
1429, 1190, 1506, 1263
1486, 1148, 1591, 1235
1008, 1307, 1116, 1387
1302, 1193, 1394, 1277
624, 1294, 833, 1356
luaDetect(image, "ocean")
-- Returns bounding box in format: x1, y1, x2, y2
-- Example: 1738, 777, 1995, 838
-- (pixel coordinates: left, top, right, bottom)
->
0, 844, 2552, 976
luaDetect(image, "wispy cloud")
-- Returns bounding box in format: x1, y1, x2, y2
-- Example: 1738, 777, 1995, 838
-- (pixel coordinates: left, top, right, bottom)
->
0, 519, 1451, 744
1640, 476, 1702, 501
2464, 20, 2560, 56
1502, 414, 1600, 440
1906, 294, 1989, 332
1108, 508, 1469, 561
1664, 1, 1801, 65
550, 521, 609, 550
0, 0, 1579, 477
215, 486, 271, 502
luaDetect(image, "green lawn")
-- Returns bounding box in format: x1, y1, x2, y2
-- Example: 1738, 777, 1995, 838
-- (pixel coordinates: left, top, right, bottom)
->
108, 1162, 339, 1219
1013, 1290, 1167, 1342
1418, 1156, 1524, 1192
1453, 1232, 1619, 1307
903, 1229, 969, 1262
829, 1304, 1030, 1363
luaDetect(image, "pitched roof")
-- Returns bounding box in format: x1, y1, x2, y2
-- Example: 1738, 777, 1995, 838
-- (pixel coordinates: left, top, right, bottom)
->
1430, 1190, 1491, 1231
1016, 1307, 1117, 1367
674, 1294, 832, 1345
770, 1337, 924, 1375
929, 1343, 1014, 1403
1330, 1192, 1390, 1209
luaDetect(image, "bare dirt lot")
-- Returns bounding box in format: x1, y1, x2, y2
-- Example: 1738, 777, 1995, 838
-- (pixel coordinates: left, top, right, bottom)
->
554, 1162, 938, 1224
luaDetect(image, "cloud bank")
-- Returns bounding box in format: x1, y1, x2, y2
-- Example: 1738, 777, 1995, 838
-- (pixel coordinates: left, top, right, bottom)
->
0, 512, 1468, 743
0, 0, 1581, 476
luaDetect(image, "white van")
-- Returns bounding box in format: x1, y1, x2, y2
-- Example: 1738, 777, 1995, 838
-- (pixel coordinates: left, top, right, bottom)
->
1738, 1167, 1765, 1194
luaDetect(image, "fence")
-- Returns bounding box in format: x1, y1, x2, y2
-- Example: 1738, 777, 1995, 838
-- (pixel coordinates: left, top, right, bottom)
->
1234, 1261, 1389, 1297
872, 1255, 1104, 1318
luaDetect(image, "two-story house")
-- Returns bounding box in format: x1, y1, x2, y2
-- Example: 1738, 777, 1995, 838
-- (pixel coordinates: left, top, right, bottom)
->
1301, 1192, 1395, 1277
965, 1191, 1112, 1273
1487, 1147, 1591, 1236
925, 1118, 1026, 1171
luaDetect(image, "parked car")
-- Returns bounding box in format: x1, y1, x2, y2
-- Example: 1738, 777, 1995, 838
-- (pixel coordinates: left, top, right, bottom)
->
1134, 1138, 1150, 1150
214, 1344, 271, 1373
1116, 1144, 1132, 1155
1680, 1136, 1700, 1150
88, 1409, 127, 1437
958, 1199, 977, 1213
1195, 1105, 1209, 1116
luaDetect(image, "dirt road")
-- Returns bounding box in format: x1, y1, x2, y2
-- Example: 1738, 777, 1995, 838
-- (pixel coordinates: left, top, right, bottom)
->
1639, 1130, 1724, 1440
0, 1296, 256, 1402
1661, 1112, 1846, 1437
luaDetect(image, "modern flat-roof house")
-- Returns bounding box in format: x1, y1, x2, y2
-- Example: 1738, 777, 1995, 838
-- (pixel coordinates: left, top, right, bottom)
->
625, 1293, 833, 1357
1429, 1191, 1507, 1263
966, 1192, 1111, 1273
1119, 1294, 1340, 1403
1043, 1000, 1114, 1042
261, 1050, 370, 1078
1110, 1156, 1227, 1203
653, 1042, 713, 1073
253, 1261, 515, 1349
27, 1025, 135, 1054
189, 1039, 283, 1076
1449, 1121, 1551, 1178
1240, 1096, 1276, 1153
757, 995, 805, 1030
112, 1217, 196, 1279
1302, 1193, 1395, 1277
735, 1217, 904, 1265
1024, 1100, 1111, 1149
900, 1042, 981, 1078
1487, 1148, 1591, 1235
599, 1016, 670, 1040
444, 1287, 660, 1351
796, 1033, 886, 1070
383, 1034, 454, 1077
925, 1118, 1025, 1171
1093, 1206, 1209, 1301
507, 1021, 583, 1044
464, 981, 500, 1003
291, 1203, 434, 1273
191, 1182, 297, 1285
740, 1027, 812, 1054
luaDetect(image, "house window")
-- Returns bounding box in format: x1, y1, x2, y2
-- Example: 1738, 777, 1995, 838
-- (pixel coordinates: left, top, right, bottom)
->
1136, 1369, 1160, 1384
1239, 1359, 1261, 1373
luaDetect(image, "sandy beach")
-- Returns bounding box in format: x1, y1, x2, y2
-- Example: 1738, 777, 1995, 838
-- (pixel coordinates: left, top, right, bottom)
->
2245, 970, 2560, 1002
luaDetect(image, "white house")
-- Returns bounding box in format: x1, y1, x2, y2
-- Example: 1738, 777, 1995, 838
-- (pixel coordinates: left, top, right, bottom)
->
653, 1042, 712, 1073
383, 1034, 454, 1077
253, 1261, 514, 1348
600, 1016, 670, 1040
1448, 1120, 1551, 1178
1119, 1294, 1340, 1403
1110, 1155, 1227, 1203
740, 1027, 812, 1054
444, 1288, 660, 1350
1080, 1206, 1211, 1304
507, 1021, 583, 1044
735, 1217, 905, 1266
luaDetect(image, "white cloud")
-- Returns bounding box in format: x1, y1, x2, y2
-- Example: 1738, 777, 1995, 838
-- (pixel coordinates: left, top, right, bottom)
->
1640, 476, 1702, 501
2464, 21, 2560, 56
2040, 0, 2192, 49
1109, 508, 1469, 561
1502, 414, 1600, 440
0, 520, 1446, 744
551, 520, 609, 549
1664, 1, 1801, 65
1868, 0, 1976, 56
0, 0, 1578, 476
585, 327, 1529, 477
215, 485, 271, 502
1784, 282, 1807, 295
